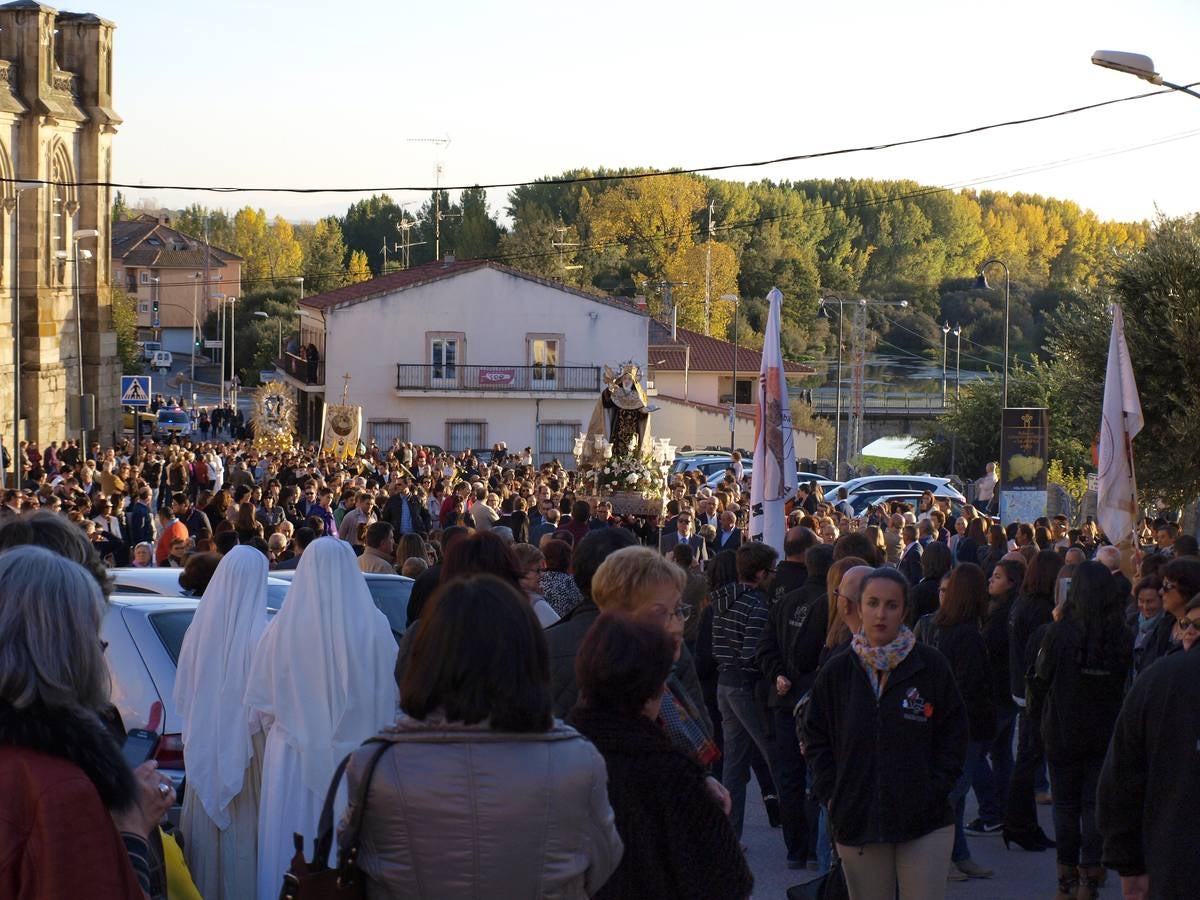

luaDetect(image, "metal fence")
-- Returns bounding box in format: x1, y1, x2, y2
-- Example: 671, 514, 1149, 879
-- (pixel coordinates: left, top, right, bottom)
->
277, 352, 324, 386
396, 364, 601, 393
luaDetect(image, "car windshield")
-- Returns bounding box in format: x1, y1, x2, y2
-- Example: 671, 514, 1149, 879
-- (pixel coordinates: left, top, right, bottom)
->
158, 410, 189, 424
266, 582, 288, 610
149, 610, 195, 664
367, 579, 412, 635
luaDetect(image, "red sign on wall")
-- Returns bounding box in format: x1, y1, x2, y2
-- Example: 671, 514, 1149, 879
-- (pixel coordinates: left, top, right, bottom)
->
478, 368, 516, 386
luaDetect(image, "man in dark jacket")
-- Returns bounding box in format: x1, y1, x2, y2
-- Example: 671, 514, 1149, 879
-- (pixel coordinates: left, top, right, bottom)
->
898, 524, 923, 586
1098, 646, 1200, 900
126, 486, 155, 548
547, 527, 638, 716
757, 542, 832, 867
379, 478, 431, 537
770, 526, 815, 602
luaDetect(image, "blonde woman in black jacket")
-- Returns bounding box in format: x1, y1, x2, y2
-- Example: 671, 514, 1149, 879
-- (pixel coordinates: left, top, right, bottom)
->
805, 567, 968, 900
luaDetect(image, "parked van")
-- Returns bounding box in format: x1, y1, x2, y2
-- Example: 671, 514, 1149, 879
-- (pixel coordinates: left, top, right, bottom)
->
150, 350, 173, 370
140, 340, 162, 361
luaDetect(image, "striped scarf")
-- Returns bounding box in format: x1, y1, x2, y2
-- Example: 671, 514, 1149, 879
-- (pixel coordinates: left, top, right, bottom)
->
658, 677, 720, 767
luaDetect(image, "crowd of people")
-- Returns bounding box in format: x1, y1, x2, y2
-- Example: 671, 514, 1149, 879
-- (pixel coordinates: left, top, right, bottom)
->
0, 430, 1197, 900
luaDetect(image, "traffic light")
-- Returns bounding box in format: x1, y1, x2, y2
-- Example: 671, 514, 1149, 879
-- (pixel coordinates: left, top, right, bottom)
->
151, 300, 159, 315
195, 336, 202, 349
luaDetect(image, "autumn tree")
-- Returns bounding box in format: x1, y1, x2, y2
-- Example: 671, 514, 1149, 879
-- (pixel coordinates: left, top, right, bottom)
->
295, 216, 350, 294
347, 250, 372, 284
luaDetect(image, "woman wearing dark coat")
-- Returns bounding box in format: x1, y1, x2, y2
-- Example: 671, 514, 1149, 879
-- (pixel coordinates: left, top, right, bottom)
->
914, 563, 995, 880
1032, 561, 1131, 900
569, 613, 752, 900
1003, 550, 1061, 850
907, 540, 951, 626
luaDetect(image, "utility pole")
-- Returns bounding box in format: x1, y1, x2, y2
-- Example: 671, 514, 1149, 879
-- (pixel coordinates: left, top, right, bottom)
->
406, 136, 452, 259
704, 200, 714, 335
552, 224, 581, 283
397, 219, 426, 270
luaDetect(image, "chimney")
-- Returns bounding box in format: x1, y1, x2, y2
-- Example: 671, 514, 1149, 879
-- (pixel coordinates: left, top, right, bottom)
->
634, 295, 647, 310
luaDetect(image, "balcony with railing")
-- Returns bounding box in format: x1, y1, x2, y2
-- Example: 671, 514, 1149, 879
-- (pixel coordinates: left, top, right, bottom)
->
275, 351, 325, 388
396, 364, 601, 394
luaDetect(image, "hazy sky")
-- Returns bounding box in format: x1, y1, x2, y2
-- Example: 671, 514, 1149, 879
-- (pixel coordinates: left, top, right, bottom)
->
98, 0, 1200, 225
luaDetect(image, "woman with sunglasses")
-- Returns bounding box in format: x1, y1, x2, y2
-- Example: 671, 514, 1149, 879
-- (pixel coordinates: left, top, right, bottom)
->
1139, 558, 1200, 673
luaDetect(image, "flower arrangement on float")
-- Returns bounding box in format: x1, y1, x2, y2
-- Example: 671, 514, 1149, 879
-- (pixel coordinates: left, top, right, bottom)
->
573, 433, 676, 503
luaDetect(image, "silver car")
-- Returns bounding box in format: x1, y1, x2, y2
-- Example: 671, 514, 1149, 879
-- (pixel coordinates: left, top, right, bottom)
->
102, 594, 198, 816
269, 570, 413, 638
109, 566, 292, 609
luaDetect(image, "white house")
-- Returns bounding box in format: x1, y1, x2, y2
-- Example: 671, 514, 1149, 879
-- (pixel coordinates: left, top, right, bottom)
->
277, 259, 649, 463
647, 319, 821, 460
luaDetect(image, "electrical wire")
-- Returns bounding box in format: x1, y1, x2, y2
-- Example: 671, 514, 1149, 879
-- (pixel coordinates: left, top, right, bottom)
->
118, 122, 1200, 292
10, 81, 1199, 196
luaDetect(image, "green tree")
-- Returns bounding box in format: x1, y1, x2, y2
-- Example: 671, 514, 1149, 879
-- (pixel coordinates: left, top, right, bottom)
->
341, 194, 407, 274
112, 191, 134, 223
1045, 214, 1200, 507
454, 186, 504, 260
296, 216, 350, 294
110, 287, 141, 374
910, 359, 1090, 479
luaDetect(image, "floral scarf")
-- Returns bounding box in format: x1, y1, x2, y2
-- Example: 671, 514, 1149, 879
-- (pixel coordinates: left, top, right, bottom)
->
851, 625, 917, 698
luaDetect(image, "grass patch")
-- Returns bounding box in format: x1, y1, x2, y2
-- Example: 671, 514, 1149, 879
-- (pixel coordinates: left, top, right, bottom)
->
859, 455, 913, 474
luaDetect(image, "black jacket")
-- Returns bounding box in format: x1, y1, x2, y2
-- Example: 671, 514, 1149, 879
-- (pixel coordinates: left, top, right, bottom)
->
1035, 619, 1130, 761
380, 493, 431, 536
983, 594, 1016, 712
770, 559, 808, 603
1098, 647, 1200, 897
804, 642, 967, 847
907, 577, 940, 626
568, 707, 753, 900
1007, 591, 1054, 704
757, 574, 828, 708
546, 599, 709, 733
898, 542, 923, 587
913, 616, 996, 742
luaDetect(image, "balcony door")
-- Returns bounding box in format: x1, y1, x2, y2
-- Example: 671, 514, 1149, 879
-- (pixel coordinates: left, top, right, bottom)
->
530, 337, 559, 390
431, 338, 458, 388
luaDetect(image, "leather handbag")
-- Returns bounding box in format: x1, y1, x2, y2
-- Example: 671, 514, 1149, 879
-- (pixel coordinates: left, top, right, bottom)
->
278, 738, 392, 900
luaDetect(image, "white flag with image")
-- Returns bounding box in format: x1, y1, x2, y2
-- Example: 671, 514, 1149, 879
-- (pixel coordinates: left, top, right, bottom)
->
750, 288, 797, 556
1096, 304, 1143, 545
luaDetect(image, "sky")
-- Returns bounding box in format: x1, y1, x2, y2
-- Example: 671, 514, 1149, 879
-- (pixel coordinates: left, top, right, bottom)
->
96, 0, 1200, 226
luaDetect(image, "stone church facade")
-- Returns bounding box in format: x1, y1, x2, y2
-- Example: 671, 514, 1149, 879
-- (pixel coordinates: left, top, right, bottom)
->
0, 0, 119, 464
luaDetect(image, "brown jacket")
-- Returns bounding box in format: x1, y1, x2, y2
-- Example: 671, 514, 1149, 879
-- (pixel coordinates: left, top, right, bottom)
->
358, 547, 397, 575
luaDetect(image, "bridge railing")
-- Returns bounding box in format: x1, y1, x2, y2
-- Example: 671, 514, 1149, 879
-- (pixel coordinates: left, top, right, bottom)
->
809, 388, 948, 414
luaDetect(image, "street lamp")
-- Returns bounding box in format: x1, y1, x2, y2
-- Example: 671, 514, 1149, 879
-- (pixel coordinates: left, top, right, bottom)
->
950, 324, 962, 475
720, 294, 739, 453
226, 297, 239, 405
1091, 50, 1200, 100
818, 298, 846, 479
191, 272, 202, 389
72, 229, 99, 449
254, 309, 285, 359
974, 260, 1011, 408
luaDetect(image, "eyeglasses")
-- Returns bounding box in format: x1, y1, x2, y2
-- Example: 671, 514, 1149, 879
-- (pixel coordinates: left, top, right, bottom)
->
1177, 617, 1200, 632
1162, 580, 1179, 594
671, 603, 693, 621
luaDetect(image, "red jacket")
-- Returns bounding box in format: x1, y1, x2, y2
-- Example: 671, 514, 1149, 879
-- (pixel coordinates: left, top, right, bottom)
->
0, 745, 143, 900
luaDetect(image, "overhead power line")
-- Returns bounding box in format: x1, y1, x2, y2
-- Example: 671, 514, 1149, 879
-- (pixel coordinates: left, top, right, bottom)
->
8, 81, 1197, 196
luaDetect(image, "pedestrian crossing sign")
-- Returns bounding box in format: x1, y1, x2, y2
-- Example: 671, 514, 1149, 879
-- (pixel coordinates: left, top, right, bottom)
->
120, 375, 152, 407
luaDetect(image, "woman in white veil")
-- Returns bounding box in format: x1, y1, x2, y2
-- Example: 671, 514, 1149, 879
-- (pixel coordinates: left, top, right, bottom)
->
173, 544, 271, 900
245, 537, 398, 900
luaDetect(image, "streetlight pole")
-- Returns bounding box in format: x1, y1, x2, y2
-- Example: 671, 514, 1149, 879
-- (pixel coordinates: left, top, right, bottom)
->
1091, 50, 1200, 100
254, 309, 283, 358
941, 321, 950, 408
720, 294, 739, 453
72, 229, 99, 450
950, 324, 962, 475
975, 259, 1010, 408
191, 272, 202, 390
819, 297, 847, 480
228, 297, 238, 406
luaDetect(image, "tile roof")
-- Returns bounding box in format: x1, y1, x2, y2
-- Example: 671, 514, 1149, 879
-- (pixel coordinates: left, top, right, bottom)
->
656, 392, 759, 422
112, 215, 242, 268
648, 319, 815, 375
299, 258, 647, 316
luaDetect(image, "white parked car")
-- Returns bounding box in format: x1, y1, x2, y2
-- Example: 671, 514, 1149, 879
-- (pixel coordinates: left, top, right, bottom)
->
835, 475, 966, 503
108, 566, 292, 609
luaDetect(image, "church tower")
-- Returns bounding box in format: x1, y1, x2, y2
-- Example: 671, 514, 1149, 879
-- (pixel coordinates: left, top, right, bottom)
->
0, 0, 119, 466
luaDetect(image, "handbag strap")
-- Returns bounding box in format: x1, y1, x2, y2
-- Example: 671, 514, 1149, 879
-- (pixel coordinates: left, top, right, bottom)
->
311, 738, 392, 868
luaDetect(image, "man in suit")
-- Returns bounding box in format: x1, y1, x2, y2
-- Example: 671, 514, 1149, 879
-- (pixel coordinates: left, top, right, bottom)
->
711, 510, 743, 555
274, 527, 316, 570
659, 511, 706, 562
898, 523, 923, 585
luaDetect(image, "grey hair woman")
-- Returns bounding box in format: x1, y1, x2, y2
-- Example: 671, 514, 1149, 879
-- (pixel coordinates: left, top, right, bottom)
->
0, 545, 175, 899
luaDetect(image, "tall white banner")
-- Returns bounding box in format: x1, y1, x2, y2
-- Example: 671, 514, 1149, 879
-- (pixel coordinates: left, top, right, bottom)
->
750, 288, 797, 556
1096, 304, 1143, 546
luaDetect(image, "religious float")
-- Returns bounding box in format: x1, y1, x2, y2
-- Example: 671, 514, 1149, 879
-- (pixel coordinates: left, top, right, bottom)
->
573, 362, 677, 518
250, 380, 298, 453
